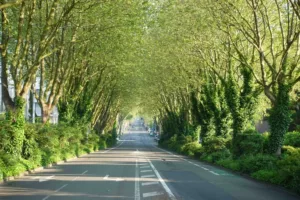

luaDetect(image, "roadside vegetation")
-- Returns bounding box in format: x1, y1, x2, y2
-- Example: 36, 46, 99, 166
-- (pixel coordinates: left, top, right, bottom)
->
0, 0, 299, 194
0, 0, 144, 181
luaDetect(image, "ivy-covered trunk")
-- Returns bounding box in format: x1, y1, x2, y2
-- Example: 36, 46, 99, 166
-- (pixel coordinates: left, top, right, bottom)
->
268, 83, 292, 156
5, 97, 26, 156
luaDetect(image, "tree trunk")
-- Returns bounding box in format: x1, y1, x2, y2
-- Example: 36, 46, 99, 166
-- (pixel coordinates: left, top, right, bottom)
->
41, 104, 50, 123
268, 83, 292, 155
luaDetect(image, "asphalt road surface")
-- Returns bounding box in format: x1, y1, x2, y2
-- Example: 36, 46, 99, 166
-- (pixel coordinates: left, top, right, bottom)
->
0, 131, 299, 200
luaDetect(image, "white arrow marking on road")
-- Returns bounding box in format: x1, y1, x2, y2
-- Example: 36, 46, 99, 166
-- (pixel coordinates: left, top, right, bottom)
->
39, 175, 54, 182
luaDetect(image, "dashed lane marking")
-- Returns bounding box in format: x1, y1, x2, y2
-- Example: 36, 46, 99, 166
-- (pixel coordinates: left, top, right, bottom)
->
141, 174, 155, 178
142, 181, 159, 186
140, 166, 150, 169
143, 191, 164, 198
140, 170, 152, 173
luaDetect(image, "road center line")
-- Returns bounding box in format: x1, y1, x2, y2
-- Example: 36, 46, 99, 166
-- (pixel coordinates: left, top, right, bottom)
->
42, 184, 68, 200
135, 159, 141, 200
147, 159, 177, 200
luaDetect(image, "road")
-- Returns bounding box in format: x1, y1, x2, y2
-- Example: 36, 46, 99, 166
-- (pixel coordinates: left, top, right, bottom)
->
0, 131, 299, 200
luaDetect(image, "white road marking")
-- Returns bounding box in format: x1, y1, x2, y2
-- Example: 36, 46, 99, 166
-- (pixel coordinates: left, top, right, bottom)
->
103, 175, 109, 179
141, 174, 155, 178
148, 159, 177, 200
72, 170, 88, 181
135, 159, 141, 200
116, 178, 124, 182
55, 184, 68, 192
140, 170, 152, 173
143, 191, 164, 198
39, 175, 54, 182
142, 181, 159, 186
140, 166, 150, 169
42, 184, 68, 200
139, 163, 148, 166
102, 142, 124, 153
154, 146, 221, 176
209, 171, 220, 176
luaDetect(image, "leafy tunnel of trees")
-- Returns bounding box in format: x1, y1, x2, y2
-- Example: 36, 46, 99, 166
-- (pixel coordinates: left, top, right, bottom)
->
0, 0, 300, 194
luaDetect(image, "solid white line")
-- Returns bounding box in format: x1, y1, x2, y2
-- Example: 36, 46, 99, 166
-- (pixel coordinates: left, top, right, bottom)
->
141, 174, 155, 178
202, 167, 209, 170
103, 175, 109, 179
209, 171, 220, 176
143, 191, 164, 198
135, 159, 141, 200
142, 181, 159, 186
140, 166, 150, 169
140, 170, 152, 173
194, 164, 200, 167
148, 159, 177, 200
72, 176, 78, 181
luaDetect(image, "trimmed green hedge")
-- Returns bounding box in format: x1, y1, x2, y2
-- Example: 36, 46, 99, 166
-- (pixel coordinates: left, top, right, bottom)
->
0, 122, 116, 181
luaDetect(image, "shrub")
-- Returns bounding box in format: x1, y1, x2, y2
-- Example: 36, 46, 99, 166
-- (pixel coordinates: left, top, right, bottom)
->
203, 136, 227, 154
234, 129, 264, 156
239, 154, 278, 174
216, 159, 240, 171
209, 149, 231, 163
277, 146, 300, 193
251, 170, 278, 183
181, 142, 201, 156
284, 131, 300, 147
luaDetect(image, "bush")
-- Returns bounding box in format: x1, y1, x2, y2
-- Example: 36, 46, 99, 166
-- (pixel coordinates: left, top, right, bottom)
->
251, 170, 278, 183
277, 146, 300, 193
209, 149, 231, 163
181, 142, 201, 156
203, 136, 227, 153
216, 158, 240, 171
284, 131, 300, 147
239, 154, 278, 174
234, 129, 265, 156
